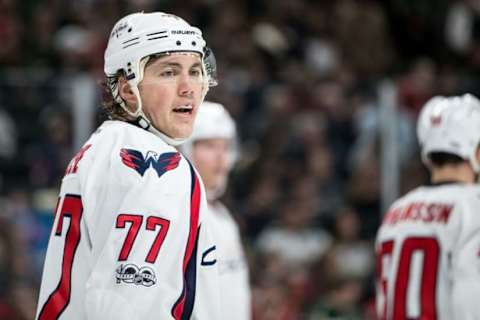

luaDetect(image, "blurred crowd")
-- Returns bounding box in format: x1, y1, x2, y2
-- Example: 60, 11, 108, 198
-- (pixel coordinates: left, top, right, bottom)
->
0, 0, 479, 319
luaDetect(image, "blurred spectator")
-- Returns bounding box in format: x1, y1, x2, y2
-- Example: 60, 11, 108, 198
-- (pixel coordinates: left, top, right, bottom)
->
0, 216, 16, 296
54, 25, 94, 71
27, 5, 59, 66
241, 169, 282, 239
0, 107, 18, 191
9, 280, 38, 320
333, 0, 395, 76
348, 86, 416, 169
397, 57, 436, 116
0, 0, 21, 66
306, 206, 374, 320
321, 207, 374, 282
347, 148, 381, 237
311, 79, 355, 179
0, 211, 34, 320
2, 189, 48, 278
0, 107, 17, 160
307, 277, 364, 320
445, 0, 479, 55
27, 109, 72, 188
252, 279, 302, 320
256, 193, 332, 270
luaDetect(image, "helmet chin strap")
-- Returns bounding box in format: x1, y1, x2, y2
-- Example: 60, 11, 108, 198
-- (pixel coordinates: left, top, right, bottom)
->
129, 85, 188, 146
136, 114, 188, 146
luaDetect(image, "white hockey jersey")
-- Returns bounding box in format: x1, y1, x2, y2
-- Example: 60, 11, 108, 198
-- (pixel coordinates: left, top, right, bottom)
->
376, 182, 480, 320
36, 120, 221, 320
208, 201, 251, 320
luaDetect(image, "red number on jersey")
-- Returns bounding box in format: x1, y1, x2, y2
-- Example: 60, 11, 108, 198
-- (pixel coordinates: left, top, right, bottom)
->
377, 240, 394, 319
115, 214, 170, 263
116, 214, 143, 261
145, 216, 170, 263
38, 195, 83, 320
377, 237, 440, 320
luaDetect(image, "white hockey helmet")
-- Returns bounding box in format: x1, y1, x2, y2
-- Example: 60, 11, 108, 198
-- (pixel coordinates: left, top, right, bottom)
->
417, 93, 480, 172
182, 101, 239, 168
104, 12, 217, 145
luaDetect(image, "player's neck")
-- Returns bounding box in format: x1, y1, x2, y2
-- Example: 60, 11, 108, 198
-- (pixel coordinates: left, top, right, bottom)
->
430, 164, 475, 184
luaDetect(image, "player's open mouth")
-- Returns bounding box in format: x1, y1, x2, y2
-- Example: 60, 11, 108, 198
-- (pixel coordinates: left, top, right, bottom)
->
173, 105, 193, 114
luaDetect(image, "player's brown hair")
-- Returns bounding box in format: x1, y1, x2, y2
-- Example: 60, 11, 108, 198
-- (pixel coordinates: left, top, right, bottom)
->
429, 152, 466, 167
99, 73, 132, 121
100, 54, 169, 121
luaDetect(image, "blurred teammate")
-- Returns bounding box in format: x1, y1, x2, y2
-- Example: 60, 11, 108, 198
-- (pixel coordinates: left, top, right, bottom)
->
182, 101, 252, 320
376, 94, 480, 319
36, 12, 222, 319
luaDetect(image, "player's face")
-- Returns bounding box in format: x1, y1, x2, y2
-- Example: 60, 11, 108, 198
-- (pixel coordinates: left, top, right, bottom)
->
139, 53, 204, 139
192, 138, 230, 193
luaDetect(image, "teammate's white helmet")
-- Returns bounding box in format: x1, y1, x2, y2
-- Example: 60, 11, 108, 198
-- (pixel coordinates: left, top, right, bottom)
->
182, 101, 239, 168
417, 93, 480, 172
104, 12, 217, 145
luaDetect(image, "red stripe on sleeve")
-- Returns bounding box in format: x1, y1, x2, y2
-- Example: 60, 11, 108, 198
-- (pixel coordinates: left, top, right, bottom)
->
172, 169, 201, 320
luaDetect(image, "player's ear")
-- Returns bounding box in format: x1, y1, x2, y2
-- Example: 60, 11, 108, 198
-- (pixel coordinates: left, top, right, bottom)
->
118, 77, 137, 110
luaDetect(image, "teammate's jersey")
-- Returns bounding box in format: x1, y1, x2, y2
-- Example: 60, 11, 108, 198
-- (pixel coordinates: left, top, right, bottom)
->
36, 120, 221, 320
208, 201, 251, 320
376, 182, 480, 320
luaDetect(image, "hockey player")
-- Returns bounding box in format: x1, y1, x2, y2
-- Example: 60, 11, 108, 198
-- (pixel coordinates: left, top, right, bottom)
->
36, 12, 221, 320
181, 101, 251, 320
375, 94, 480, 319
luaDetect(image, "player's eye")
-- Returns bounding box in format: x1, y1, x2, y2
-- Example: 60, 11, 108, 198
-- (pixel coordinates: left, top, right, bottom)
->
159, 68, 177, 77
190, 68, 202, 77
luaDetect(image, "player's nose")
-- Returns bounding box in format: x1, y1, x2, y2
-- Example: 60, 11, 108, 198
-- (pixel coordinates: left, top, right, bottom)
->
177, 73, 195, 97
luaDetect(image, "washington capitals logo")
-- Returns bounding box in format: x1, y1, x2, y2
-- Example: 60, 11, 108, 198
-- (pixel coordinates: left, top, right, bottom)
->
120, 149, 181, 177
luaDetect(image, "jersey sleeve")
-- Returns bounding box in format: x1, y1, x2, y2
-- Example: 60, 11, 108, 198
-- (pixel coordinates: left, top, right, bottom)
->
451, 194, 480, 319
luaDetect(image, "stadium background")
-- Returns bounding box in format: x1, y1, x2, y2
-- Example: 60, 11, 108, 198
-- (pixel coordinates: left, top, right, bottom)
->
0, 0, 479, 319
